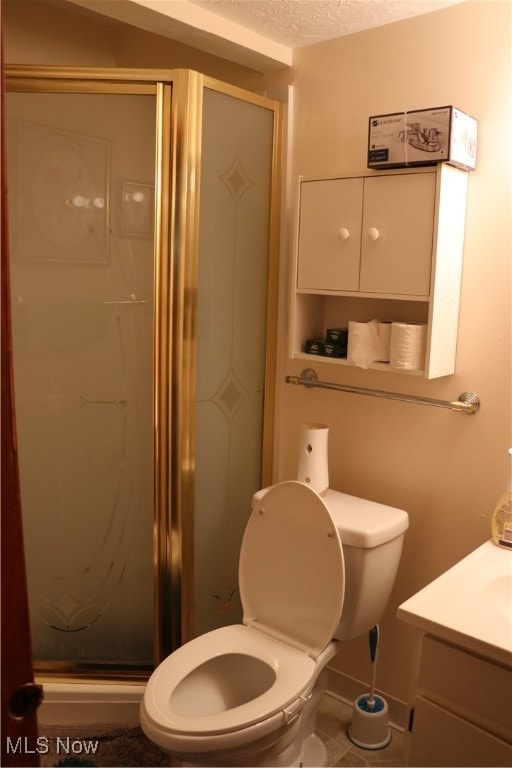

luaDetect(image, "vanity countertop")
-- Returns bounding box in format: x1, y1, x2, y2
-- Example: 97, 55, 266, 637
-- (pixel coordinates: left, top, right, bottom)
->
398, 539, 512, 666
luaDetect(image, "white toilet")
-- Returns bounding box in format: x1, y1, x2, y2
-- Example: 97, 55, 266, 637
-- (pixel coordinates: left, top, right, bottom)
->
140, 480, 408, 767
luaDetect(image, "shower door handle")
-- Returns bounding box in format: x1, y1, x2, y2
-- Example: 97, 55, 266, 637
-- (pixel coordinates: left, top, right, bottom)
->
8, 683, 43, 720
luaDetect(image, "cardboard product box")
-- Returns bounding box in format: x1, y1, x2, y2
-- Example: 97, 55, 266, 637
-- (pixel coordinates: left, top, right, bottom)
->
305, 338, 347, 358
322, 342, 347, 359
305, 339, 325, 355
368, 106, 477, 170
326, 327, 349, 347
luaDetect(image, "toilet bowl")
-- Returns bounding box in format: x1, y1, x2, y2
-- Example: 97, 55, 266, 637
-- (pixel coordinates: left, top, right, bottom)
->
141, 480, 408, 767
140, 624, 337, 766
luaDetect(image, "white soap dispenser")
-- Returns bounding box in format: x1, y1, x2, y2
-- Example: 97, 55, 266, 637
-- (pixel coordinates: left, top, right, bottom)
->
490, 448, 512, 549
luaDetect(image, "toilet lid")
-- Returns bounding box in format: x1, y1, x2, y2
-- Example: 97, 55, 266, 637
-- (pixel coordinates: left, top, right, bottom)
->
239, 481, 345, 658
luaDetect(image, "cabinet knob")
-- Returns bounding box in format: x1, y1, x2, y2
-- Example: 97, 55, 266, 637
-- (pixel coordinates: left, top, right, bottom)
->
366, 227, 380, 241
338, 227, 350, 241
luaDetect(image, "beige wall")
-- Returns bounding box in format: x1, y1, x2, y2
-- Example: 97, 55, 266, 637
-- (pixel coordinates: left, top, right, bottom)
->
2, 0, 116, 66
281, 0, 511, 709
1, 0, 278, 90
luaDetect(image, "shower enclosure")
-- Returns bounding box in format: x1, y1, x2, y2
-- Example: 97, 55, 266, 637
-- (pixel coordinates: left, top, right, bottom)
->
5, 67, 281, 679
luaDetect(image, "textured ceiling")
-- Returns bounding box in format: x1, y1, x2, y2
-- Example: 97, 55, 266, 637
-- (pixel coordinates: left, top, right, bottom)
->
190, 0, 464, 48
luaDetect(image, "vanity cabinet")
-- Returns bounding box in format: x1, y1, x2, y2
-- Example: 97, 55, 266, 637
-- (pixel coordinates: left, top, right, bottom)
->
407, 635, 512, 767
292, 164, 468, 378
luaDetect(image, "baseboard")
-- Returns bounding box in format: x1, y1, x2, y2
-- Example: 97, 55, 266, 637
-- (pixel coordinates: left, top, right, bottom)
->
37, 674, 408, 734
326, 666, 408, 732
37, 682, 144, 727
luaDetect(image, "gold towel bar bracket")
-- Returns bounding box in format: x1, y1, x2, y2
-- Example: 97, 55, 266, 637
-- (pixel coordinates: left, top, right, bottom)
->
286, 369, 480, 415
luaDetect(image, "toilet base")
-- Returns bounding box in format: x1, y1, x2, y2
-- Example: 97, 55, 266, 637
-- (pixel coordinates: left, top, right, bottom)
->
195, 732, 327, 768
180, 733, 327, 768
300, 733, 328, 767
176, 672, 330, 768
253, 731, 327, 768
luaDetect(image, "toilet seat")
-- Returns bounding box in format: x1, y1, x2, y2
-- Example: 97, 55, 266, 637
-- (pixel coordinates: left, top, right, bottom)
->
240, 480, 345, 657
141, 624, 317, 742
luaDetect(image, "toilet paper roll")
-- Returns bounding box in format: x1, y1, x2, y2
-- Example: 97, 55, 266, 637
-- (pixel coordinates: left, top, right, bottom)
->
376, 321, 392, 362
347, 320, 387, 369
390, 322, 427, 371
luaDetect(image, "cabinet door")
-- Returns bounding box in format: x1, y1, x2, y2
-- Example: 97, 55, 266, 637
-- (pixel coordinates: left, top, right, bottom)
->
297, 178, 363, 291
418, 635, 512, 742
360, 173, 436, 296
409, 697, 512, 767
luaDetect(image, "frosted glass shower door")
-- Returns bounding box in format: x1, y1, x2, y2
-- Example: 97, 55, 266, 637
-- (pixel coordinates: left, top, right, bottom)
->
194, 87, 275, 635
6, 90, 156, 666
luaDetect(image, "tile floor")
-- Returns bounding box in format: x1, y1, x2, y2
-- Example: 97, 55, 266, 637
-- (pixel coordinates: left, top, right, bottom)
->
318, 693, 406, 767
38, 691, 406, 767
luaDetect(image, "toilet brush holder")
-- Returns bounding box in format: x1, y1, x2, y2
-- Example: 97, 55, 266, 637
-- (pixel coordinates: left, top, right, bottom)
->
348, 694, 391, 750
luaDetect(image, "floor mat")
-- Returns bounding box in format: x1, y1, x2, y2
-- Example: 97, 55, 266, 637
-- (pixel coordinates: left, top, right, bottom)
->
39, 726, 169, 768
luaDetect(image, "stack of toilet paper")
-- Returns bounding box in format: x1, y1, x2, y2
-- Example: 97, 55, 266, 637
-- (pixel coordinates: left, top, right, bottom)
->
348, 320, 426, 371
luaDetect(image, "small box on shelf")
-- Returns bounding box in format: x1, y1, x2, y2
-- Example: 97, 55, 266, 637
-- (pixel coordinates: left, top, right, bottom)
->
326, 327, 349, 346
368, 106, 477, 171
305, 327, 348, 359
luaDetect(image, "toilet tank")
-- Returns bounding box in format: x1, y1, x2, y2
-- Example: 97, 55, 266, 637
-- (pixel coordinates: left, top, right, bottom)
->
322, 489, 409, 641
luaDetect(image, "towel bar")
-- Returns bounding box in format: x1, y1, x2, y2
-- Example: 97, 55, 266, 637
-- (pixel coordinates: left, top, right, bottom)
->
285, 369, 480, 415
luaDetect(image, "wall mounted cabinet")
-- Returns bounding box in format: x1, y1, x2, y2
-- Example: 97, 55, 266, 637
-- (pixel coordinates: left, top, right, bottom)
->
291, 164, 469, 378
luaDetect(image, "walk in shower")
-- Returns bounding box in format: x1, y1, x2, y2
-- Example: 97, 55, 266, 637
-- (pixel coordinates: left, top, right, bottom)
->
5, 67, 281, 679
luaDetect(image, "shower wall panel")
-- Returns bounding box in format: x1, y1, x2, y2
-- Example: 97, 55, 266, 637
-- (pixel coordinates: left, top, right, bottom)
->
194, 87, 274, 636
7, 91, 156, 664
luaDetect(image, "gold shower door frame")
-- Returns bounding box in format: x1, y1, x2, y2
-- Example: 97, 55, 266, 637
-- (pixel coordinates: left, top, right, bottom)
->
5, 66, 281, 680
